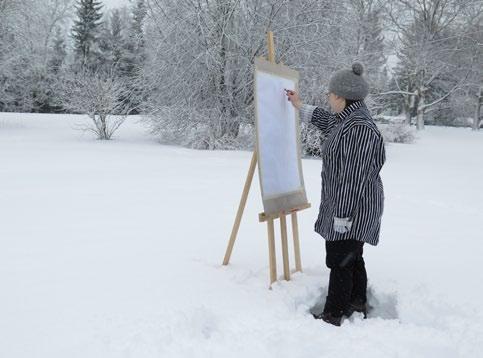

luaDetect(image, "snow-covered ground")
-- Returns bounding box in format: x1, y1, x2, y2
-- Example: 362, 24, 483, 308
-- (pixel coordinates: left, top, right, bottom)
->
1, 112, 483, 357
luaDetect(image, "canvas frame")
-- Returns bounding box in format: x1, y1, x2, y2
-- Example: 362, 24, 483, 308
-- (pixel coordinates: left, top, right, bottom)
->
254, 57, 308, 215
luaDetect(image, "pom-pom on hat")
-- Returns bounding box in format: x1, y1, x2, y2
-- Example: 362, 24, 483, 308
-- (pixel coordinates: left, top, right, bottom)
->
328, 62, 369, 100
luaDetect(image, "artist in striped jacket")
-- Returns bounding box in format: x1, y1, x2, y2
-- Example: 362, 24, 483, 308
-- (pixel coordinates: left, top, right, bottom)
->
286, 62, 386, 327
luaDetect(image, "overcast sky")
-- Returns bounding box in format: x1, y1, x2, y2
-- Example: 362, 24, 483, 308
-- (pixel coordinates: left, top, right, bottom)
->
101, 0, 130, 9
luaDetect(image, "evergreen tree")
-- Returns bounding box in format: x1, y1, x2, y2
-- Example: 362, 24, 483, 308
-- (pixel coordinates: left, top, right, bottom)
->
122, 0, 146, 76
71, 0, 103, 69
49, 27, 67, 74
130, 0, 146, 51
99, 9, 125, 71
110, 10, 124, 67
120, 0, 147, 113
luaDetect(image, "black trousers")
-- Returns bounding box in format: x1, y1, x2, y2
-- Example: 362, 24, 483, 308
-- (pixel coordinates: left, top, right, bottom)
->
323, 239, 367, 316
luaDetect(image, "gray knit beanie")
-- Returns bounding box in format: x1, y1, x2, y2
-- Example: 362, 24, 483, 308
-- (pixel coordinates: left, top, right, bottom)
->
328, 62, 369, 100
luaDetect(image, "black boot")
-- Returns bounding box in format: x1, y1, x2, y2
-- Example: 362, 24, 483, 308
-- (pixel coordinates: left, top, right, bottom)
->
313, 311, 343, 327
344, 300, 369, 319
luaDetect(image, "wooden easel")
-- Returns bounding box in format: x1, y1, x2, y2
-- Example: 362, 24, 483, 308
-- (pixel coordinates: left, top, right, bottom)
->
222, 31, 311, 287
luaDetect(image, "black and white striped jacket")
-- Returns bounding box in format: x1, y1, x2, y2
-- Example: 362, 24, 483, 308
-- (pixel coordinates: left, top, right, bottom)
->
300, 101, 385, 246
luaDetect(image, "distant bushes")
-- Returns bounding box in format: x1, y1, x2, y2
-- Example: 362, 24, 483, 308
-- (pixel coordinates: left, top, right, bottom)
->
376, 122, 417, 144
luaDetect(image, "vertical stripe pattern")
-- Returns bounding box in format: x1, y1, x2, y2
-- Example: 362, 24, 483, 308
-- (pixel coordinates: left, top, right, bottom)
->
308, 101, 385, 246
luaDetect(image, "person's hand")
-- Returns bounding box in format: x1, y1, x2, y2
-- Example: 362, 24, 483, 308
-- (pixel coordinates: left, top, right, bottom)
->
333, 217, 353, 234
284, 89, 303, 109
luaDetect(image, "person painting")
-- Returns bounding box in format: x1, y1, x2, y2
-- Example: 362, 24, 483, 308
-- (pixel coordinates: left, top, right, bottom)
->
285, 63, 386, 326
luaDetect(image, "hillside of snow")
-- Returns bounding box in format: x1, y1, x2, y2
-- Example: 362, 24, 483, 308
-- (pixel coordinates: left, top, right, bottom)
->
1, 113, 483, 357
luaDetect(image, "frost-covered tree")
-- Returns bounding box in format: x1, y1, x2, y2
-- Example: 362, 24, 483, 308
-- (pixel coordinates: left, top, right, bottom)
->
142, 0, 383, 151
0, 0, 72, 112
385, 0, 482, 129
49, 26, 67, 74
98, 9, 127, 71
71, 0, 103, 69
458, 19, 483, 130
120, 0, 147, 112
97, 2, 147, 113
347, 0, 387, 113
129, 0, 146, 52
122, 0, 146, 73
350, 0, 386, 74
0, 0, 19, 109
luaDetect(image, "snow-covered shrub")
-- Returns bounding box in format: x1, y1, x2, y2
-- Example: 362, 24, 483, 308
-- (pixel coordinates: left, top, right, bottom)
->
55, 70, 132, 140
301, 124, 324, 157
300, 120, 416, 157
376, 122, 416, 144
145, 105, 253, 150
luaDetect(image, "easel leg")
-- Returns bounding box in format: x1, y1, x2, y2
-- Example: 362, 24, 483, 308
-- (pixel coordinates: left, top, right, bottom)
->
280, 214, 290, 281
267, 218, 277, 285
291, 212, 302, 272
223, 151, 258, 265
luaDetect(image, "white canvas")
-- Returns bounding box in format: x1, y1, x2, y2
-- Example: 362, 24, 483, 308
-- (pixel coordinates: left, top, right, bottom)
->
256, 71, 302, 197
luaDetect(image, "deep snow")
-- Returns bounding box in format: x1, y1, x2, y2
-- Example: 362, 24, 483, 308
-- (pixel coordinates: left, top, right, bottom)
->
1, 112, 483, 357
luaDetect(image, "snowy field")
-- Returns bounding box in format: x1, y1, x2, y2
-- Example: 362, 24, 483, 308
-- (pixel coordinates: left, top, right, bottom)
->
1, 112, 483, 358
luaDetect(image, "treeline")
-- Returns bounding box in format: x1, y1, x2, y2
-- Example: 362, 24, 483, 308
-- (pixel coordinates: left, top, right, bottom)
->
0, 0, 481, 146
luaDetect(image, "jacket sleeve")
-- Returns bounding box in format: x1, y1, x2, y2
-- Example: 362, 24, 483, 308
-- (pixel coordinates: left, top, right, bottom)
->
335, 125, 379, 219
299, 104, 337, 136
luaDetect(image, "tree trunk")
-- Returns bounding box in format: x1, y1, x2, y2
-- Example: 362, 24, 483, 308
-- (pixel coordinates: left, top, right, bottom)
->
100, 114, 108, 139
403, 101, 411, 125
403, 84, 414, 126
416, 91, 425, 130
473, 86, 482, 131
